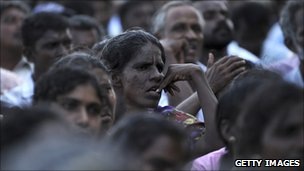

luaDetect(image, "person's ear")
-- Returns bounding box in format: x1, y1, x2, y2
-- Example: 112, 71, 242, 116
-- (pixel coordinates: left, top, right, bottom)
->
220, 120, 236, 145
111, 73, 122, 88
284, 37, 295, 53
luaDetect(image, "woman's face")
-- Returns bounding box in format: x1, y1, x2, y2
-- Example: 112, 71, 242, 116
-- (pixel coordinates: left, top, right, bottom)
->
261, 104, 303, 160
51, 83, 111, 137
120, 43, 164, 110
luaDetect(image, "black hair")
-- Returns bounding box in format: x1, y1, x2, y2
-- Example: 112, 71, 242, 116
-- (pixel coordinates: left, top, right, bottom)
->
0, 1, 30, 16
100, 30, 166, 74
21, 12, 70, 47
236, 80, 303, 156
33, 67, 107, 106
69, 15, 105, 41
1, 106, 65, 151
280, 0, 304, 42
105, 113, 188, 164
231, 2, 271, 32
51, 51, 108, 74
216, 69, 282, 146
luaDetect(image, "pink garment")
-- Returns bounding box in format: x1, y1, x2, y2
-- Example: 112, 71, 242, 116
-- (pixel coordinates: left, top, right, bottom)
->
191, 147, 227, 171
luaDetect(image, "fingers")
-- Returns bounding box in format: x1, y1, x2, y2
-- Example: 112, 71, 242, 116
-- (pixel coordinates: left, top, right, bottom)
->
229, 66, 246, 78
225, 59, 246, 72
207, 52, 215, 68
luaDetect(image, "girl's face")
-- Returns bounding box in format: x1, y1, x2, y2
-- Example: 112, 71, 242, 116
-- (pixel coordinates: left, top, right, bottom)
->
119, 43, 165, 110
261, 104, 303, 160
52, 83, 110, 137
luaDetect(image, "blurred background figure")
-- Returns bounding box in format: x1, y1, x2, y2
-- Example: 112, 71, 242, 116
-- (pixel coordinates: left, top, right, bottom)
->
102, 114, 189, 171
1, 12, 72, 107
193, 0, 234, 65
118, 1, 156, 32
69, 15, 105, 48
0, 1, 32, 90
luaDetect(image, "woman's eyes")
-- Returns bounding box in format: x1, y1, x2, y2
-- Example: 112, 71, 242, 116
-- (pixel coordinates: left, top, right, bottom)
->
60, 100, 78, 111
87, 104, 102, 116
137, 64, 149, 71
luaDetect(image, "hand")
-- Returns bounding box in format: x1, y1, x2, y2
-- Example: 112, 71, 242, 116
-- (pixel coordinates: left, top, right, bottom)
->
156, 64, 202, 96
206, 53, 246, 93
160, 38, 188, 64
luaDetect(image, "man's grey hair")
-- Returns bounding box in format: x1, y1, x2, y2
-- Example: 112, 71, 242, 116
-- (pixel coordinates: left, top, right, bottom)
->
151, 1, 205, 37
0, 1, 30, 16
280, 0, 303, 40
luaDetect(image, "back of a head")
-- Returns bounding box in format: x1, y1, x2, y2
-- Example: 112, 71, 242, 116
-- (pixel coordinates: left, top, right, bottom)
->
21, 12, 69, 48
1, 106, 65, 152
100, 30, 165, 74
108, 114, 187, 152
216, 69, 282, 145
236, 80, 303, 157
231, 2, 271, 32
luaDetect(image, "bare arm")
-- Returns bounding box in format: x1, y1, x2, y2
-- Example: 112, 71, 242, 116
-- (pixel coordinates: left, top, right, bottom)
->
157, 64, 222, 156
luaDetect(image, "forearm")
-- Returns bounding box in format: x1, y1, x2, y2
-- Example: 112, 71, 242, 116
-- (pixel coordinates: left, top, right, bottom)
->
190, 68, 223, 151
176, 92, 200, 116
168, 81, 193, 107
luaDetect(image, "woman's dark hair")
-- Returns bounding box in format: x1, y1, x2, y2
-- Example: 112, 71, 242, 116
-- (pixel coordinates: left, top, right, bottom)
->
236, 80, 303, 156
104, 114, 188, 161
51, 51, 108, 74
1, 106, 65, 151
99, 30, 165, 74
216, 69, 282, 146
33, 67, 108, 105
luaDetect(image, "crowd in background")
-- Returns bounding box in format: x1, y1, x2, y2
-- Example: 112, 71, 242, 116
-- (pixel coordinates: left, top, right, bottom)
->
0, 0, 303, 170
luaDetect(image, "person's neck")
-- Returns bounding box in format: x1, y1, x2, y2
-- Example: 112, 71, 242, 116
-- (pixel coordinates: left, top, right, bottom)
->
200, 46, 227, 65
0, 46, 23, 70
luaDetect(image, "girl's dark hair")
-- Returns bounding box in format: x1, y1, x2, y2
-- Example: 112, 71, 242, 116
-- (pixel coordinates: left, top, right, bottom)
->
236, 80, 303, 156
51, 51, 108, 74
105, 114, 188, 158
99, 30, 165, 74
33, 67, 107, 105
216, 69, 282, 146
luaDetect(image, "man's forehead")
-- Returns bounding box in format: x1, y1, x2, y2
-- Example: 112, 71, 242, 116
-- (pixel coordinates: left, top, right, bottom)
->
40, 29, 71, 41
166, 5, 199, 20
195, 1, 227, 12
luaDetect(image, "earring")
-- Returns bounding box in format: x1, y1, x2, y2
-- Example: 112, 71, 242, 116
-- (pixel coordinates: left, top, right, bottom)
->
228, 136, 236, 143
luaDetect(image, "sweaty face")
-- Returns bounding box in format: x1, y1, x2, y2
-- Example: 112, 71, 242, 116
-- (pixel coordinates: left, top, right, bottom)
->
141, 135, 185, 171
163, 5, 203, 63
120, 43, 164, 111
0, 8, 26, 48
70, 29, 99, 48
52, 83, 110, 137
31, 29, 72, 77
194, 1, 233, 49
261, 104, 304, 160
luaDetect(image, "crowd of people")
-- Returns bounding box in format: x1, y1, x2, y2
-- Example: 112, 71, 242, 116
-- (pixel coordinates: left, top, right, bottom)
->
1, 0, 303, 170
